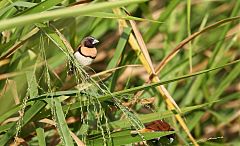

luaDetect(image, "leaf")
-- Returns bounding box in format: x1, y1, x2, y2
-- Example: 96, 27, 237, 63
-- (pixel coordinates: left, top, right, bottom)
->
144, 0, 182, 42
27, 59, 240, 103
85, 12, 163, 23
108, 101, 215, 129
16, 0, 63, 16
0, 0, 147, 31
26, 69, 38, 98
36, 128, 46, 146
0, 101, 46, 146
54, 98, 74, 146
107, 27, 132, 91
88, 129, 175, 146
211, 62, 240, 101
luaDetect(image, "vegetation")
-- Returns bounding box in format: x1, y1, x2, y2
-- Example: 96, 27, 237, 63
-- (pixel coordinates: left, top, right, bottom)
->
0, 0, 239, 145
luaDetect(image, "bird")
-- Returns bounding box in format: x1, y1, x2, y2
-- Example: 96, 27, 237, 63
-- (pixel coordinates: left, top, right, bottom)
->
68, 36, 99, 75
74, 36, 99, 66
131, 120, 175, 144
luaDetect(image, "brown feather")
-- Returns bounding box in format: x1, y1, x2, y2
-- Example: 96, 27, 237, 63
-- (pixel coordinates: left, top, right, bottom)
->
80, 46, 97, 58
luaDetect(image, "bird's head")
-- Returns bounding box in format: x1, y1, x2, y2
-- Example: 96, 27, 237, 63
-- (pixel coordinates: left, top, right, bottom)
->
82, 36, 99, 48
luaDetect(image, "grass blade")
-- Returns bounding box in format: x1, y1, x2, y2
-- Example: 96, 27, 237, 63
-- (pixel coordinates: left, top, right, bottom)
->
211, 62, 240, 101
0, 0, 147, 31
27, 59, 240, 105
0, 101, 46, 146
154, 16, 240, 75
36, 128, 46, 146
16, 0, 63, 16
144, 0, 181, 42
187, 0, 192, 73
54, 98, 74, 146
88, 130, 175, 146
120, 8, 198, 145
107, 27, 132, 91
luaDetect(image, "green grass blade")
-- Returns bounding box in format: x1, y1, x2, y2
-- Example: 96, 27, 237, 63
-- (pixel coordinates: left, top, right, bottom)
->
85, 12, 163, 23
0, 27, 39, 59
107, 27, 131, 69
211, 62, 240, 101
108, 101, 215, 129
0, 101, 46, 146
28, 59, 240, 103
181, 0, 240, 106
54, 98, 74, 146
207, 1, 240, 68
144, 0, 181, 42
36, 128, 46, 146
0, 103, 29, 123
187, 0, 192, 72
16, 0, 63, 16
88, 130, 175, 146
107, 27, 132, 91
40, 25, 69, 53
100, 59, 240, 100
1, 1, 239, 144
0, 123, 14, 134
26, 70, 38, 98
0, 0, 14, 10
0, 0, 147, 31
0, 3, 13, 17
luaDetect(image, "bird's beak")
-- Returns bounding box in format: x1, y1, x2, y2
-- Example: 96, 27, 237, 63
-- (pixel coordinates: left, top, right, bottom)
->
92, 39, 99, 45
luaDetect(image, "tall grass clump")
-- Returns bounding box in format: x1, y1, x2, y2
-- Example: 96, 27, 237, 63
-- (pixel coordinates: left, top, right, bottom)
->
0, 0, 239, 146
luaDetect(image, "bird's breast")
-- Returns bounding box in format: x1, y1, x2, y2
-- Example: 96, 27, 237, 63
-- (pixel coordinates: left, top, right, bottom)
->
80, 46, 97, 59
74, 51, 94, 66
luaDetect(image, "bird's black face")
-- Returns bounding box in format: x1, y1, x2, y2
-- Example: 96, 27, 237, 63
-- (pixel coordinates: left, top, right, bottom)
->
83, 37, 99, 48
